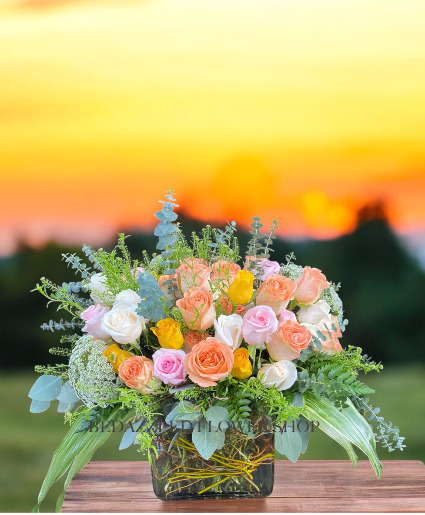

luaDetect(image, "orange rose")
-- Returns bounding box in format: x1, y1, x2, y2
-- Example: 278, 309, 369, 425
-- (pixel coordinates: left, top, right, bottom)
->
176, 287, 216, 330
256, 274, 296, 314
294, 267, 330, 305
118, 356, 161, 394
176, 257, 211, 294
267, 320, 311, 361
184, 337, 234, 387
184, 331, 205, 352
211, 260, 241, 289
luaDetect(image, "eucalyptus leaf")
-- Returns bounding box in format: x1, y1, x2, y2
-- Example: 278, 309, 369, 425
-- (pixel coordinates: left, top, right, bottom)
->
57, 401, 75, 413
274, 428, 303, 462
29, 376, 62, 402
119, 427, 138, 450
30, 399, 51, 413
56, 381, 80, 404
192, 420, 222, 460
205, 406, 229, 427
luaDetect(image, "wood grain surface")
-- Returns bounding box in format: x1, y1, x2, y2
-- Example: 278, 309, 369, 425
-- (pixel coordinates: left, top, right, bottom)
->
62, 460, 425, 513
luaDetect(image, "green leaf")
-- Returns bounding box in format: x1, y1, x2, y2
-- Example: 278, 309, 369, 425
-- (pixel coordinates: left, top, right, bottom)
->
33, 407, 130, 512
292, 393, 304, 408
29, 375, 62, 402
275, 428, 302, 462
304, 396, 382, 478
192, 419, 220, 460
205, 406, 229, 427
165, 401, 202, 425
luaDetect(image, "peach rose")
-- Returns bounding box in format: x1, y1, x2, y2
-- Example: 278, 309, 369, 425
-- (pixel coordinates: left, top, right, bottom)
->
184, 331, 205, 353
321, 331, 343, 355
158, 274, 181, 300
294, 267, 330, 305
256, 274, 297, 314
184, 337, 234, 387
211, 260, 241, 289
118, 356, 161, 394
267, 320, 312, 361
176, 287, 216, 330
176, 257, 212, 294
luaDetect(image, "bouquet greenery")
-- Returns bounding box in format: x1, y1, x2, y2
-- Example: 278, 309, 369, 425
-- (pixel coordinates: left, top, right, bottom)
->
30, 192, 404, 509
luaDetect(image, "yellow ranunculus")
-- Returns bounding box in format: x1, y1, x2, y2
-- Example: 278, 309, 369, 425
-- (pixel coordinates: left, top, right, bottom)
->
232, 347, 252, 379
103, 344, 134, 374
227, 270, 254, 305
151, 318, 184, 349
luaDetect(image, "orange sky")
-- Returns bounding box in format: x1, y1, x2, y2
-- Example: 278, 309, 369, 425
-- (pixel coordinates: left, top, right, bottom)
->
1, 0, 425, 255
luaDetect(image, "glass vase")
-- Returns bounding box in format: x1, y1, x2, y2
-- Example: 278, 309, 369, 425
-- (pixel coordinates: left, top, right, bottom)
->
150, 421, 274, 501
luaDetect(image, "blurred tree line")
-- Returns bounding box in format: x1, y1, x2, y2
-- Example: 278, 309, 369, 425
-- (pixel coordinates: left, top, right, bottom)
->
1, 204, 424, 370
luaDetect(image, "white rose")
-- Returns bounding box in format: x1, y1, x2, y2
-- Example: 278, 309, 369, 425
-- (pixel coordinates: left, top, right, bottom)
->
114, 289, 141, 309
297, 300, 331, 326
257, 360, 297, 391
214, 314, 243, 351
89, 273, 114, 304
101, 301, 145, 344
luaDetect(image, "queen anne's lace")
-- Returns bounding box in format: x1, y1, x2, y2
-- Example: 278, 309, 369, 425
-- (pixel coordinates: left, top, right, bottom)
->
280, 263, 303, 280
320, 286, 343, 316
69, 336, 122, 408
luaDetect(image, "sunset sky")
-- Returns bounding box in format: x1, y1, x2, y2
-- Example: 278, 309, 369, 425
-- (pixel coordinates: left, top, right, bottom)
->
1, 0, 425, 257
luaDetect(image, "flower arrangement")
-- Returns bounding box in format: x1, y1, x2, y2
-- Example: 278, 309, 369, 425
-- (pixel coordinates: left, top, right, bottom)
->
30, 192, 405, 509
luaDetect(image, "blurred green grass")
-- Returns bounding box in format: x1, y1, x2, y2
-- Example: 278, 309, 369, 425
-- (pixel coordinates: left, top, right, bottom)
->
1, 366, 424, 512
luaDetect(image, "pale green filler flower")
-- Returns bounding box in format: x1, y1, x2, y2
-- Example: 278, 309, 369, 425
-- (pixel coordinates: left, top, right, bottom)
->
280, 263, 303, 280
320, 286, 344, 316
69, 336, 122, 408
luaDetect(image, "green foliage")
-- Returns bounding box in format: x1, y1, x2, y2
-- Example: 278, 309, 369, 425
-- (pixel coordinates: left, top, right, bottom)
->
34, 364, 68, 379
41, 319, 82, 332
48, 347, 72, 357
297, 364, 375, 406
353, 396, 405, 452
90, 234, 139, 294
32, 278, 84, 317
304, 395, 382, 478
217, 377, 301, 426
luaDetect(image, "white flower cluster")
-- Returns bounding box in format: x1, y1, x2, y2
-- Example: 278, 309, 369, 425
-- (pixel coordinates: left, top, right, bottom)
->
280, 263, 303, 280
68, 336, 122, 408
320, 285, 343, 316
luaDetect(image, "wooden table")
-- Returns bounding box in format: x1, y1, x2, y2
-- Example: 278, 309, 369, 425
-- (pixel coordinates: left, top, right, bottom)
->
63, 460, 425, 512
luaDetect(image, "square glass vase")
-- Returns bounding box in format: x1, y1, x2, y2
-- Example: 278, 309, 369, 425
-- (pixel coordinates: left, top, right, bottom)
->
150, 425, 274, 501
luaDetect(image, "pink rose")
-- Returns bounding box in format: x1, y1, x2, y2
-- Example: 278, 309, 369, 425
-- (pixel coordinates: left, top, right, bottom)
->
152, 348, 187, 385
176, 287, 216, 330
211, 260, 241, 289
294, 267, 330, 305
176, 257, 212, 294
80, 304, 110, 340
279, 309, 297, 323
158, 274, 181, 300
242, 305, 278, 346
261, 259, 281, 280
132, 267, 145, 279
